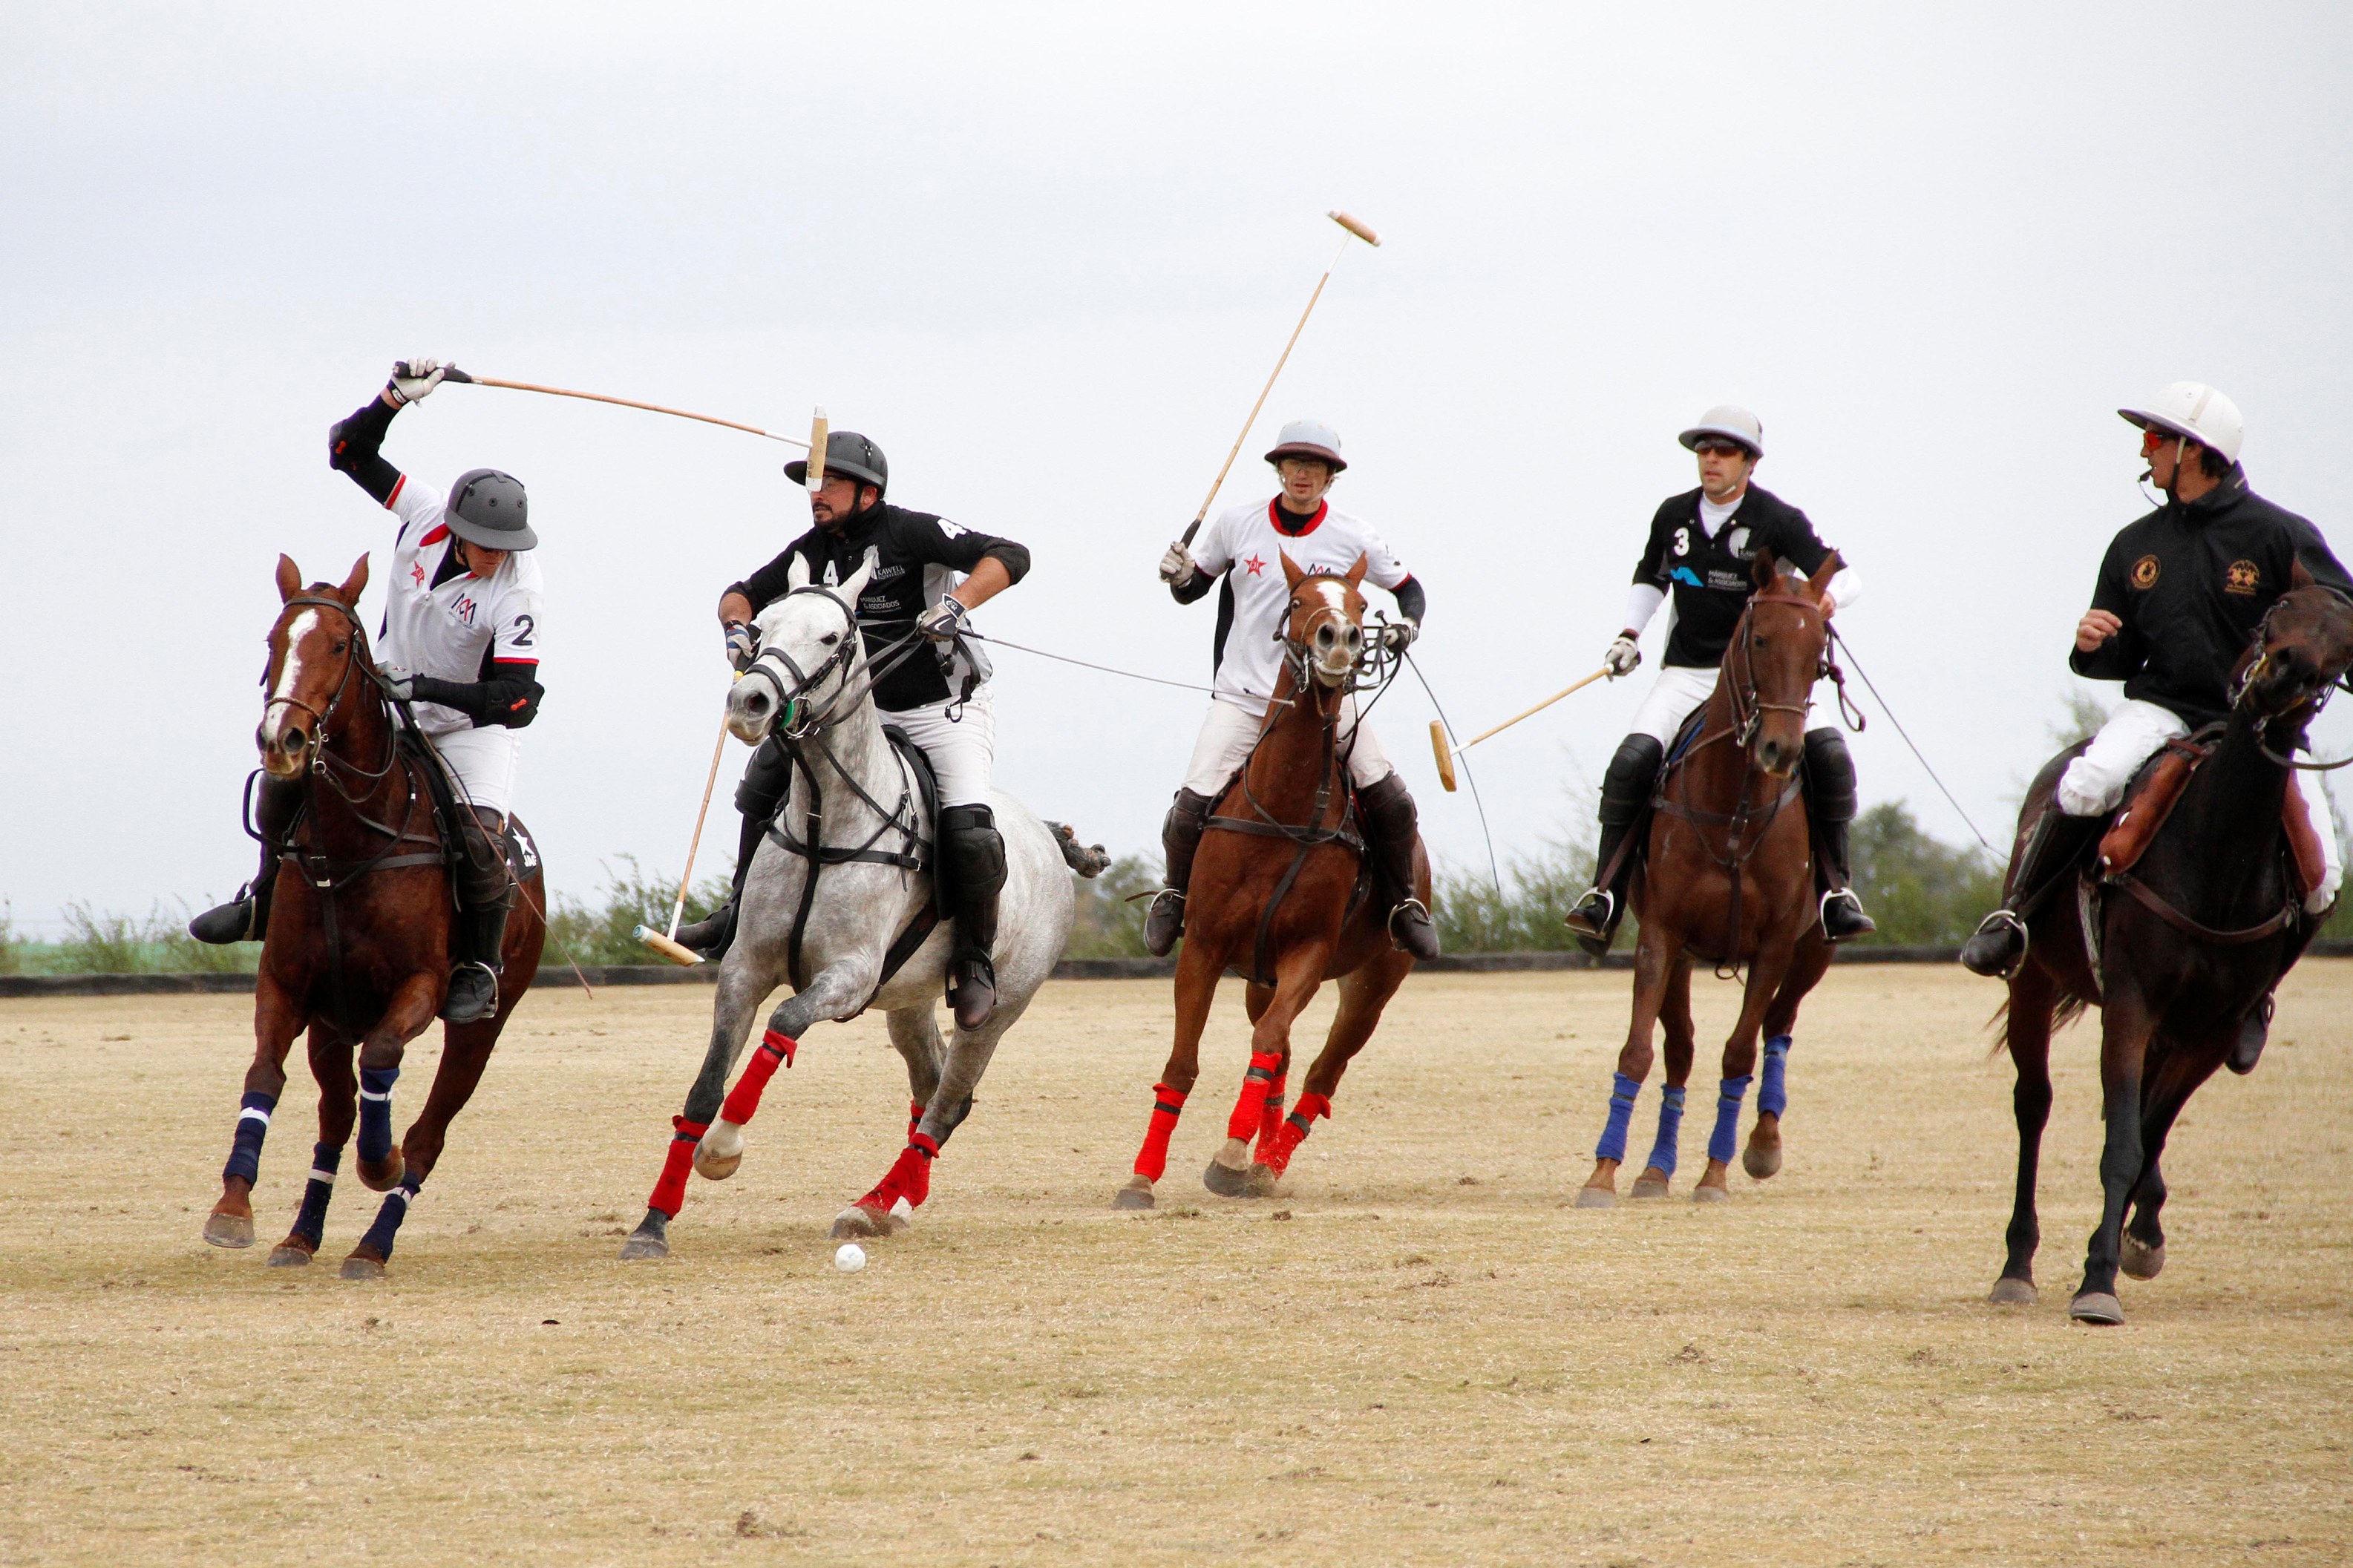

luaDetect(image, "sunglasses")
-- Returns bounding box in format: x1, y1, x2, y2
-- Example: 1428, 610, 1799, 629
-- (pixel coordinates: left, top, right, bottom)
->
1693, 439, 1753, 458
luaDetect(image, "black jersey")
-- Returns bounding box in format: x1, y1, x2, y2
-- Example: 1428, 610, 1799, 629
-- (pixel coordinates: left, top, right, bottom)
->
732, 502, 1030, 712
2072, 469, 2349, 726
1632, 485, 1839, 669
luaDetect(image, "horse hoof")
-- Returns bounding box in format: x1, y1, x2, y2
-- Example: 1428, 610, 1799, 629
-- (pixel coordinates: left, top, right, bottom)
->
1988, 1276, 2038, 1306
2069, 1291, 2125, 1325
1111, 1177, 1156, 1211
692, 1129, 742, 1182
266, 1241, 315, 1267
338, 1254, 386, 1282
618, 1229, 670, 1262
1202, 1144, 1257, 1199
1245, 1163, 1282, 1198
1572, 1187, 1616, 1210
356, 1149, 405, 1193
2120, 1237, 2166, 1280
830, 1204, 905, 1240
1629, 1172, 1669, 1199
1741, 1141, 1782, 1181
1692, 1184, 1729, 1204
203, 1212, 255, 1250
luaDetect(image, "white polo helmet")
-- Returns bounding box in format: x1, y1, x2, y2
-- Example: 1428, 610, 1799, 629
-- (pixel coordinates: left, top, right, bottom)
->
1264, 419, 1346, 473
2119, 381, 2243, 465
1679, 404, 1764, 457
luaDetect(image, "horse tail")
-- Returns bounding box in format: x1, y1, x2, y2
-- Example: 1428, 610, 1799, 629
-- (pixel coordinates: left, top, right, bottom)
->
1986, 990, 2090, 1058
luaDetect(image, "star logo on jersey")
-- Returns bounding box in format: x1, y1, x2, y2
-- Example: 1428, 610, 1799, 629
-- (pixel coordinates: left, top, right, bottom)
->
1244, 554, 1266, 577
2225, 559, 2261, 595
410, 561, 426, 587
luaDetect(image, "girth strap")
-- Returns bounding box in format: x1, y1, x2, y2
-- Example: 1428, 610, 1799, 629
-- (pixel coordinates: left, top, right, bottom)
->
2106, 870, 2297, 945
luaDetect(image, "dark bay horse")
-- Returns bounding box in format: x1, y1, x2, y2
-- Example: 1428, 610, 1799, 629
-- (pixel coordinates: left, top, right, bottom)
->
1577, 551, 1842, 1207
1990, 577, 2353, 1324
201, 554, 546, 1278
1113, 552, 1427, 1209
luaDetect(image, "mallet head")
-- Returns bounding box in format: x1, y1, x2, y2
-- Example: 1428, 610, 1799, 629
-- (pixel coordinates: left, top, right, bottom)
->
1327, 210, 1381, 247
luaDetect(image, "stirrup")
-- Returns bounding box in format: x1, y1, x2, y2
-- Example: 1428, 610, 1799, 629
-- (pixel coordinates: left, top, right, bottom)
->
1819, 887, 1875, 942
1387, 896, 1440, 958
1562, 886, 1615, 936
441, 960, 501, 1024
1959, 908, 2028, 979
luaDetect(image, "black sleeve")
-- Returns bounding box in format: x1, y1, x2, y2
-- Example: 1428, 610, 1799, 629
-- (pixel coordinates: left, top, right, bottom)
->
327, 396, 402, 508
1393, 574, 1427, 626
2288, 516, 2353, 595
1767, 504, 1834, 577
732, 539, 816, 616
1170, 565, 1220, 605
1632, 503, 1675, 585
410, 659, 546, 729
897, 514, 1030, 583
2069, 539, 2145, 682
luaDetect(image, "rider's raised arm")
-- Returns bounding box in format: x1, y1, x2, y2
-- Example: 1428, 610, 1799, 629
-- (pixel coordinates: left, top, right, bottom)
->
2069, 540, 2145, 682
327, 391, 405, 508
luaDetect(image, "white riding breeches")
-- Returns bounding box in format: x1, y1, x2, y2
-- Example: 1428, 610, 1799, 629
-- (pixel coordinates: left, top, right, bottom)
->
431, 725, 521, 819
2059, 698, 2342, 911
1182, 696, 1392, 797
886, 685, 995, 809
1626, 664, 1722, 749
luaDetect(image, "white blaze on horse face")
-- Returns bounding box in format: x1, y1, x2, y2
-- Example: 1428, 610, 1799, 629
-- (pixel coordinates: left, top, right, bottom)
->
260, 609, 321, 767
1306, 580, 1360, 684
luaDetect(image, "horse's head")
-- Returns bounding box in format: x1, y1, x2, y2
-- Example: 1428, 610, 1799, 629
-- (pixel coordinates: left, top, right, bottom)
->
1278, 551, 1369, 690
728, 549, 877, 742
1733, 547, 1839, 776
2235, 563, 2353, 740
258, 553, 372, 778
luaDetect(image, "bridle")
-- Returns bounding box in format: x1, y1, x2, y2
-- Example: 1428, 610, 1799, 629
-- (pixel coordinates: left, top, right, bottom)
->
2233, 590, 2353, 771
736, 585, 867, 738
1722, 588, 1843, 751
265, 594, 407, 796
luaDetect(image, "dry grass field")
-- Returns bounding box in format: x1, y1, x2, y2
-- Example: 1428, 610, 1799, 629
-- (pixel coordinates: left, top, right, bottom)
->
1, 962, 2349, 1566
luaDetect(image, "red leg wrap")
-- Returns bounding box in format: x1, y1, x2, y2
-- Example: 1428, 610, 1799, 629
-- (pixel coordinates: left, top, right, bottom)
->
647, 1116, 710, 1218
907, 1099, 923, 1141
861, 1134, 938, 1211
1253, 1073, 1289, 1164
1263, 1092, 1331, 1175
719, 1031, 797, 1126
1134, 1083, 1188, 1182
1225, 1050, 1285, 1142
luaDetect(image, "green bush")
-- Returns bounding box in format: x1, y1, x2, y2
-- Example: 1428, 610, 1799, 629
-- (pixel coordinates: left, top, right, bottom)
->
546, 856, 735, 968
1065, 853, 1159, 960
1436, 837, 1591, 954
54, 901, 257, 974
1847, 802, 2006, 945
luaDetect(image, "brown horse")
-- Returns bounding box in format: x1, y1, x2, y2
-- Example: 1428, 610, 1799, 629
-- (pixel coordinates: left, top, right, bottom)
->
1989, 578, 2353, 1324
201, 554, 546, 1278
1576, 550, 1841, 1206
1113, 552, 1427, 1209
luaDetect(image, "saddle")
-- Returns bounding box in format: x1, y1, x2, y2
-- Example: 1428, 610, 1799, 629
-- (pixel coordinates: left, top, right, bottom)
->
762, 723, 940, 1004
2096, 724, 2323, 898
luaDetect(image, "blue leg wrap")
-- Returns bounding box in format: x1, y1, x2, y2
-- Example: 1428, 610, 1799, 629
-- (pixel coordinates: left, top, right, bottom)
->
358, 1180, 420, 1261
1759, 1035, 1791, 1119
1707, 1075, 1753, 1165
1643, 1085, 1687, 1177
357, 1066, 399, 1164
1594, 1072, 1641, 1164
222, 1090, 277, 1186
292, 1141, 342, 1247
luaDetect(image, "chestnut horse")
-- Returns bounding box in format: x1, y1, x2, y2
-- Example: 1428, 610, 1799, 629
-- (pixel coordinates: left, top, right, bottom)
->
1989, 579, 2353, 1324
200, 554, 546, 1278
1576, 550, 1841, 1207
1113, 552, 1427, 1208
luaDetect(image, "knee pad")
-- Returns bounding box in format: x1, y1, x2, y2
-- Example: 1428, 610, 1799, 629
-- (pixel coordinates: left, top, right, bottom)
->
1599, 735, 1665, 826
734, 736, 791, 817
940, 804, 1007, 899
456, 809, 514, 907
1802, 727, 1858, 823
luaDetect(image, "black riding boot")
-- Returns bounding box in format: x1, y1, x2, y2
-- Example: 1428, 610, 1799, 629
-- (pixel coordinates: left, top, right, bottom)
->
2230, 912, 2323, 1075
1142, 787, 1216, 957
1803, 727, 1876, 942
189, 774, 302, 944
1957, 807, 2105, 978
675, 735, 791, 962
442, 807, 516, 1026
1564, 735, 1664, 957
1358, 772, 1440, 960
940, 804, 1008, 1031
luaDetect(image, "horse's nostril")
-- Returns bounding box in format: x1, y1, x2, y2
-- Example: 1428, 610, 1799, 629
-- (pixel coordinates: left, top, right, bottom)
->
282, 728, 305, 753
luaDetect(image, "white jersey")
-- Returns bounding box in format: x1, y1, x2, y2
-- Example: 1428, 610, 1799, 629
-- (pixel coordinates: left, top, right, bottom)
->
379, 473, 545, 736
1192, 496, 1410, 709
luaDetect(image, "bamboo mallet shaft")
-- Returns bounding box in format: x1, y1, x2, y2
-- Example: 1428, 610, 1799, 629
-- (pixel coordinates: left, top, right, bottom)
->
1430, 668, 1613, 792
441, 367, 812, 448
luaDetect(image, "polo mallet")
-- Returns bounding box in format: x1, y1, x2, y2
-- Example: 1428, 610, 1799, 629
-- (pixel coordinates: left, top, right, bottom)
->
633, 686, 742, 966
440, 365, 827, 455
1180, 210, 1381, 546
1430, 668, 1611, 792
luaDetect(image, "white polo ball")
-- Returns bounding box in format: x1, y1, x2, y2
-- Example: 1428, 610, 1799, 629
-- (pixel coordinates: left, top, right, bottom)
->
833, 1242, 867, 1273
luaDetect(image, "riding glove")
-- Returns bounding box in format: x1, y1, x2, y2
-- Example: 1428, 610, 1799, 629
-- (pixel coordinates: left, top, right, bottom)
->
724, 622, 759, 671
1158, 542, 1198, 585
379, 666, 417, 701
1381, 620, 1418, 654
1604, 634, 1642, 678
387, 356, 445, 406
917, 596, 970, 643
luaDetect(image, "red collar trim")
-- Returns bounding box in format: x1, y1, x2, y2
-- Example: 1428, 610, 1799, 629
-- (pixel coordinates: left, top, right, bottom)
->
1268, 497, 1328, 537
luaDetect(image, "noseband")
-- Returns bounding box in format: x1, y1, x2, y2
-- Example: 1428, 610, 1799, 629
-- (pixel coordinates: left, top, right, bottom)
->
739, 585, 865, 738
1275, 585, 1373, 695
1726, 590, 1828, 749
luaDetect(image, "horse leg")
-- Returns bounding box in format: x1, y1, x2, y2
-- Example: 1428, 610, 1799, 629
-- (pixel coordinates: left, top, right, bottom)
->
1632, 958, 1695, 1198
1578, 924, 1681, 1208
205, 972, 310, 1249
1113, 933, 1223, 1210
833, 998, 1007, 1240
1745, 935, 1830, 1181
821, 1007, 946, 1240
341, 1017, 500, 1279
2121, 1048, 2214, 1283
350, 973, 442, 1197
620, 945, 789, 1260
2071, 980, 2156, 1325
1205, 946, 1326, 1199
1259, 948, 1413, 1182
1989, 961, 2058, 1305
1693, 937, 1791, 1201
1242, 983, 1289, 1172
267, 1026, 355, 1267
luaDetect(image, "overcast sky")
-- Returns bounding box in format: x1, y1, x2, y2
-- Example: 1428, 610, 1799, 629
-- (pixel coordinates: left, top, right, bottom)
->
5, 1, 2350, 934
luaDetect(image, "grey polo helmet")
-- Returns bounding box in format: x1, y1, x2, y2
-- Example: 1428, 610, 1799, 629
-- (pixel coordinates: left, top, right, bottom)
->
1678, 405, 1764, 458
1263, 419, 1346, 473
445, 468, 537, 550
785, 430, 888, 494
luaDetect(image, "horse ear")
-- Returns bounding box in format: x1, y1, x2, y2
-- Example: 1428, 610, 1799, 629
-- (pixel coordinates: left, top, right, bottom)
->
1807, 548, 1843, 598
338, 553, 370, 606
275, 554, 303, 603
786, 551, 811, 591
840, 546, 878, 601
1280, 551, 1305, 589
1345, 551, 1369, 589
2293, 557, 2316, 590
1750, 545, 1779, 591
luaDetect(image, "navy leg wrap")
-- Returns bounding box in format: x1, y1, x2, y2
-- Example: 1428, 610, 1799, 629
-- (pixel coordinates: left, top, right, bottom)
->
1707, 1075, 1753, 1165
223, 1090, 277, 1186
1643, 1085, 1687, 1177
1759, 1035, 1790, 1119
358, 1180, 420, 1261
292, 1141, 342, 1247
1594, 1072, 1640, 1164
357, 1066, 399, 1164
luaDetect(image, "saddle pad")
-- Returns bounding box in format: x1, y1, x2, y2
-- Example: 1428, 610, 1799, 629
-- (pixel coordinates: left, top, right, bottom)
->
2097, 731, 2218, 876
880, 724, 940, 844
